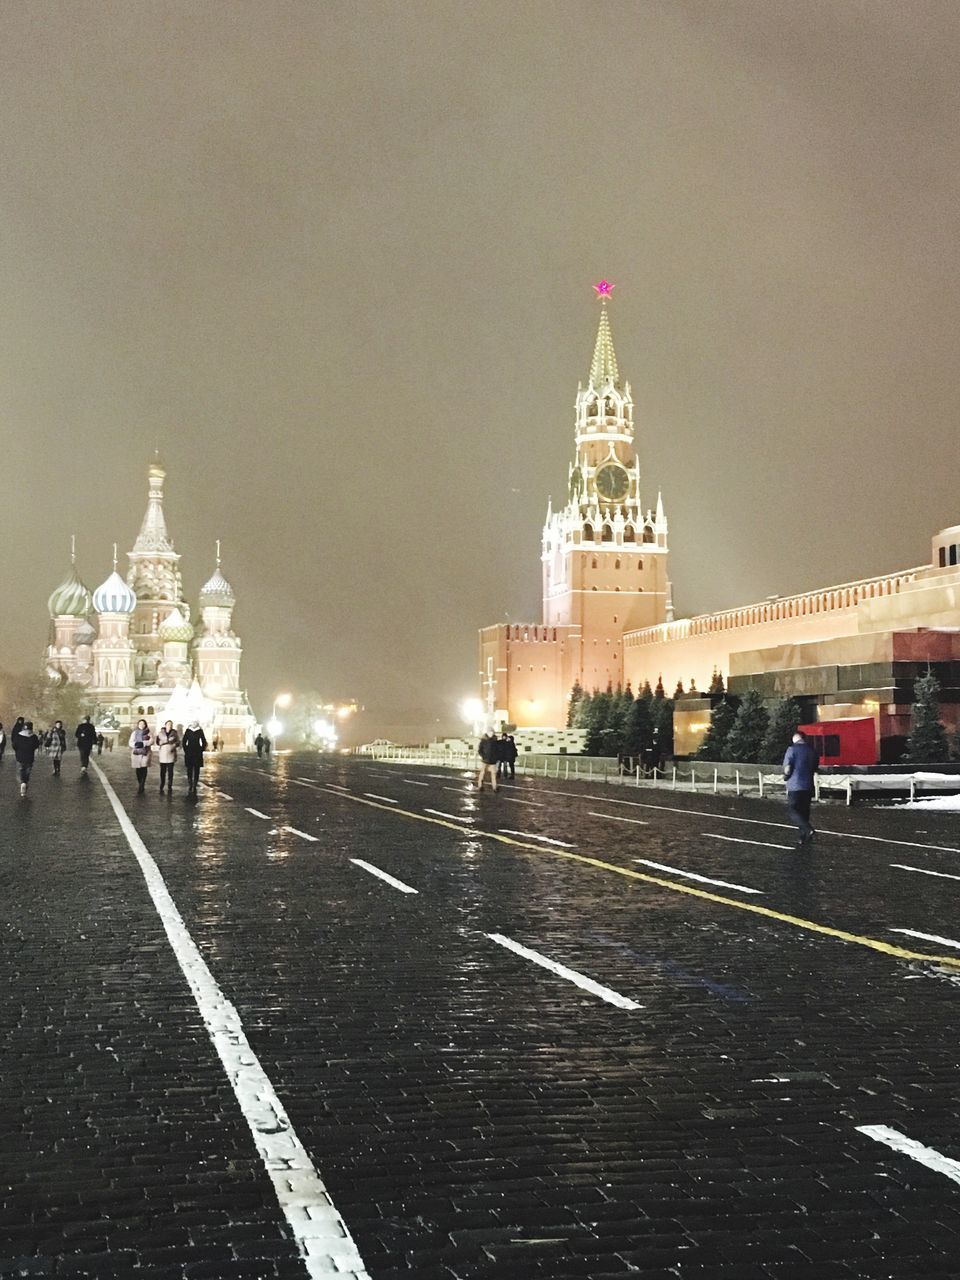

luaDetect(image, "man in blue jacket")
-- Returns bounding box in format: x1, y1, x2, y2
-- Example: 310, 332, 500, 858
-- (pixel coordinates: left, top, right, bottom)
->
783, 730, 818, 847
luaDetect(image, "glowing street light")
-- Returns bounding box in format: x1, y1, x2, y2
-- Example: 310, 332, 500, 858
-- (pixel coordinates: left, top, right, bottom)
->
266, 717, 283, 738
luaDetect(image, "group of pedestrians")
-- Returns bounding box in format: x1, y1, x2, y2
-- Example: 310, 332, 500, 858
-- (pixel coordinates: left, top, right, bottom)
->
128, 719, 208, 795
476, 730, 518, 792
0, 715, 102, 796
253, 733, 273, 757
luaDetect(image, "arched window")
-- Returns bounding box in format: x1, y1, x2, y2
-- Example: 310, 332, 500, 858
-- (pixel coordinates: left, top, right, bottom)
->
614, 558, 621, 569
147, 705, 154, 715
583, 523, 594, 541
601, 525, 613, 542
591, 557, 598, 569
638, 559, 644, 570
642, 525, 655, 543
623, 526, 635, 542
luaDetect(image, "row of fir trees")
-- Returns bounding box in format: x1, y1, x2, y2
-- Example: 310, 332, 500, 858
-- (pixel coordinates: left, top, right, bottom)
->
568, 679, 678, 761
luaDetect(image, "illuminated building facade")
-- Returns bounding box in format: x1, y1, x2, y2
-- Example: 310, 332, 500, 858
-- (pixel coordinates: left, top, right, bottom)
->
45, 458, 256, 747
480, 288, 960, 755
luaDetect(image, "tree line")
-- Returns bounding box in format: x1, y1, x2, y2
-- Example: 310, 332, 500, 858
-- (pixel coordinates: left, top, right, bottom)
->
567, 680, 673, 761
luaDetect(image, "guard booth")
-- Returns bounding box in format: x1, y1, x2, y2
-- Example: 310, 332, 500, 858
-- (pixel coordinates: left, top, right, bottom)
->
799, 717, 877, 766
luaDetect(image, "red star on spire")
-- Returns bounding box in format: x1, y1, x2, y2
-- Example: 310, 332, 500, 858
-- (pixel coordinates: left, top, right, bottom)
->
593, 279, 615, 298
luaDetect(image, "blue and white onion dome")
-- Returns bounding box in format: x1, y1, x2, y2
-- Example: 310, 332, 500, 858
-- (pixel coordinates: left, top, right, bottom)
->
158, 607, 194, 643
199, 565, 235, 608
47, 563, 93, 618
92, 570, 137, 615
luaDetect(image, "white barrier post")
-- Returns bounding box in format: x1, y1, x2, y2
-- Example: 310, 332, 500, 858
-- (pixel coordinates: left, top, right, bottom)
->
672, 766, 677, 789
735, 769, 741, 797
909, 777, 916, 802
758, 771, 764, 799
713, 768, 718, 794
691, 768, 697, 793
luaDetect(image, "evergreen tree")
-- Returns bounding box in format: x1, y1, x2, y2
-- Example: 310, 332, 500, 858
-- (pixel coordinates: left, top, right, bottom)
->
904, 672, 950, 763
622, 683, 635, 706
622, 695, 654, 761
696, 697, 737, 760
708, 668, 725, 695
640, 680, 653, 703
574, 689, 594, 729
654, 674, 665, 699
759, 698, 803, 764
583, 689, 612, 755
604, 686, 630, 756
651, 696, 674, 759
567, 680, 585, 728
673, 679, 685, 699
725, 690, 769, 763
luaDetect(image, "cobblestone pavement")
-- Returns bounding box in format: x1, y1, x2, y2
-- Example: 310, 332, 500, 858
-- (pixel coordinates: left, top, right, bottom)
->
4, 751, 960, 1278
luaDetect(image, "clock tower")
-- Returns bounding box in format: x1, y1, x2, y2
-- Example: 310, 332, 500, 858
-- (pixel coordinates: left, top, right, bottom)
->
541, 283, 670, 690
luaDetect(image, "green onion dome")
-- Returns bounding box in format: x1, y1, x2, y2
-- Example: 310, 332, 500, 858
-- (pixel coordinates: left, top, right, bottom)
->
158, 607, 194, 642
48, 563, 93, 619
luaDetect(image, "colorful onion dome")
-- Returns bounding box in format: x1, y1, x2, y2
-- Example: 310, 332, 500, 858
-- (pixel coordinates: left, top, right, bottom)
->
159, 607, 194, 642
92, 570, 136, 615
47, 563, 93, 618
199, 566, 235, 608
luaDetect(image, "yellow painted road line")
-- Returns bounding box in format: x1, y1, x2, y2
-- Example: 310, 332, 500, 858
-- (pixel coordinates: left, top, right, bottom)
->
318, 786, 960, 973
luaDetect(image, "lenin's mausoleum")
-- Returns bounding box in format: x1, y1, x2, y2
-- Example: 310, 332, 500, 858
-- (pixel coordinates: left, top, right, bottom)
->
480, 284, 960, 760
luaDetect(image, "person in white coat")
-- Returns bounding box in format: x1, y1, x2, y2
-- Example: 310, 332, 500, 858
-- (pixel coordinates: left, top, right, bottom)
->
156, 720, 180, 795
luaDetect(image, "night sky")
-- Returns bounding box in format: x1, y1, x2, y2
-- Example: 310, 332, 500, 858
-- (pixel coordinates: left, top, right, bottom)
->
3, 1, 959, 737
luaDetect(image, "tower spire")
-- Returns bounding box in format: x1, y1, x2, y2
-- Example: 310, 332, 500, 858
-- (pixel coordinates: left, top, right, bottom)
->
589, 281, 620, 388
133, 457, 174, 555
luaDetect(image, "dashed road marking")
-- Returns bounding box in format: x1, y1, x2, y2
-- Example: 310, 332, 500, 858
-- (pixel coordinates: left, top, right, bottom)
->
588, 811, 647, 825
498, 829, 575, 848
425, 809, 474, 823
283, 826, 319, 843
326, 790, 960, 971
217, 792, 233, 800
634, 858, 762, 895
503, 797, 546, 807
857, 1125, 960, 1187
891, 863, 960, 883
93, 764, 370, 1280
350, 859, 419, 894
891, 927, 960, 950
363, 793, 398, 804
485, 933, 642, 1010
245, 807, 271, 820
705, 832, 794, 852
402, 779, 429, 787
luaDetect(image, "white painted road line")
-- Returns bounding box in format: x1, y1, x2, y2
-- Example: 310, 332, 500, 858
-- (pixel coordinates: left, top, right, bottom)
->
498, 829, 575, 848
402, 779, 430, 787
326, 784, 350, 792
425, 809, 474, 823
891, 863, 960, 883
705, 832, 794, 852
363, 793, 398, 804
350, 859, 419, 894
533, 786, 960, 853
502, 797, 546, 807
857, 1124, 960, 1188
92, 764, 370, 1280
891, 927, 960, 951
485, 933, 642, 1010
589, 811, 648, 825
217, 792, 234, 800
245, 808, 271, 820
283, 826, 320, 843
634, 858, 762, 895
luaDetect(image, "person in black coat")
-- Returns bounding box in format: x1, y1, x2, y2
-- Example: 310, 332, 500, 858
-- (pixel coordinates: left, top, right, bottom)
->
14, 721, 40, 797
499, 732, 518, 780
181, 721, 208, 794
75, 716, 97, 773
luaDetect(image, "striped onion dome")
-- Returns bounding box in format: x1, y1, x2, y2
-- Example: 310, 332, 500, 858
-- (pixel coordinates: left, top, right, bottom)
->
158, 607, 194, 642
199, 566, 235, 608
92, 570, 136, 615
47, 563, 93, 619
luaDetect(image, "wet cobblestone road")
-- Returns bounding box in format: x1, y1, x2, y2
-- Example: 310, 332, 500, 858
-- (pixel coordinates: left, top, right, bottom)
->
4, 751, 960, 1278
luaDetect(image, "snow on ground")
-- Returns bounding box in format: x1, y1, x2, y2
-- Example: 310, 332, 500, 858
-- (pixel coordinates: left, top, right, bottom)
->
897, 794, 960, 811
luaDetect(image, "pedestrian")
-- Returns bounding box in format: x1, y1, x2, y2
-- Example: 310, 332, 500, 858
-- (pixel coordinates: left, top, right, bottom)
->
48, 720, 66, 776
254, 732, 264, 758
156, 720, 180, 794
783, 729, 818, 848
504, 732, 518, 780
182, 721, 207, 794
0, 722, 5, 766
10, 717, 24, 754
128, 718, 153, 794
476, 731, 499, 792
75, 715, 97, 773
96, 732, 104, 755
263, 736, 271, 757
14, 721, 40, 797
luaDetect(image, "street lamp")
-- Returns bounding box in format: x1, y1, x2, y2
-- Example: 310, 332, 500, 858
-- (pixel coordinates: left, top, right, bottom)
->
268, 692, 292, 747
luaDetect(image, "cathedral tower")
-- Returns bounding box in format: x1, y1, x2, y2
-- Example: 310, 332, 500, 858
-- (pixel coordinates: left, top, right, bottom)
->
126, 455, 188, 658
541, 282, 669, 689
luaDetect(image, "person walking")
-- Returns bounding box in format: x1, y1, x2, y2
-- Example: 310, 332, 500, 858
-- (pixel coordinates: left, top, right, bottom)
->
156, 720, 180, 794
75, 715, 97, 773
96, 732, 104, 755
48, 721, 67, 776
503, 733, 518, 780
254, 732, 264, 758
783, 729, 818, 847
128, 718, 153, 794
477, 731, 499, 792
0, 722, 6, 766
182, 720, 208, 795
263, 736, 271, 757
9, 717, 24, 760
14, 721, 40, 797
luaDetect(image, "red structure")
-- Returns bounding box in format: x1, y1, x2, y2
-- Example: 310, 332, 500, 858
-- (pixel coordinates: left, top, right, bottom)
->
799, 718, 878, 766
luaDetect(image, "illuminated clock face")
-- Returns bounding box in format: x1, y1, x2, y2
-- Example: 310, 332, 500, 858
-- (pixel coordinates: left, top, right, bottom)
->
595, 463, 629, 502
569, 467, 584, 500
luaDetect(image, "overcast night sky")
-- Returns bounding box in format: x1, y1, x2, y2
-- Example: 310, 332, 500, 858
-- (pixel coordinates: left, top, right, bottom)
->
2, 1, 960, 735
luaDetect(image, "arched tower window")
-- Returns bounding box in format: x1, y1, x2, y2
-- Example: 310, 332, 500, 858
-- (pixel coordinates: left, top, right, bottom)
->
623, 526, 635, 542
615, 559, 621, 569
601, 525, 613, 542
583, 523, 594, 541
637, 558, 644, 570
642, 526, 654, 543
